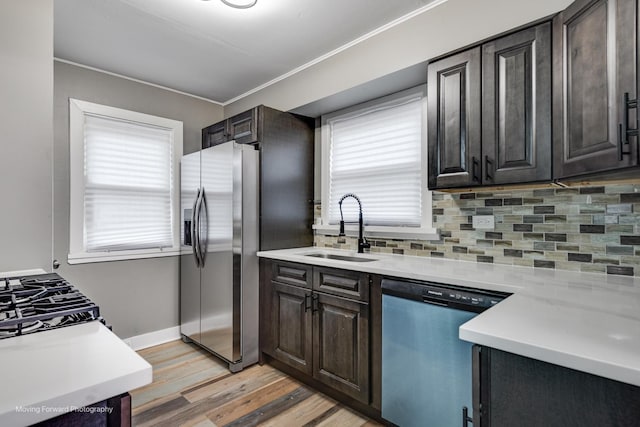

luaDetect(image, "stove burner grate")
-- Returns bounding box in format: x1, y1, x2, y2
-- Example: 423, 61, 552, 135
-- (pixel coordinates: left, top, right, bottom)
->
0, 273, 101, 339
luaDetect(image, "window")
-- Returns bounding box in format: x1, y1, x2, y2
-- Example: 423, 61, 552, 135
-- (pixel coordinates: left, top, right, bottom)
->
69, 99, 183, 263
318, 86, 436, 239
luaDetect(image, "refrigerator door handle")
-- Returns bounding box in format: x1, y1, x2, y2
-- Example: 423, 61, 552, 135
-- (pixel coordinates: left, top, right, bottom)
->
199, 187, 209, 267
191, 188, 201, 267
194, 187, 204, 267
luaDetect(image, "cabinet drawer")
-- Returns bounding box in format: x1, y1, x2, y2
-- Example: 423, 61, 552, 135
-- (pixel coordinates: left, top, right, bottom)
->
313, 267, 369, 302
271, 261, 312, 289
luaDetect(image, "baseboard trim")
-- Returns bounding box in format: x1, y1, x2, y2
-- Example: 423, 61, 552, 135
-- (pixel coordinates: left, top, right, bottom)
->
123, 326, 181, 351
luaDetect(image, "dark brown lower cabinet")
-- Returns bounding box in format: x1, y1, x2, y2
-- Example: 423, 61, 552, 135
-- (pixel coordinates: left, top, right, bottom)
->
313, 292, 369, 403
268, 281, 313, 375
261, 260, 372, 406
474, 346, 640, 427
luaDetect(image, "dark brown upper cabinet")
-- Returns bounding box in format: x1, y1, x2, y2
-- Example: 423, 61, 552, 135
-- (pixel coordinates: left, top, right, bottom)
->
228, 108, 259, 144
428, 47, 482, 189
201, 120, 227, 148
553, 0, 638, 179
202, 107, 259, 148
482, 22, 552, 185
428, 22, 552, 189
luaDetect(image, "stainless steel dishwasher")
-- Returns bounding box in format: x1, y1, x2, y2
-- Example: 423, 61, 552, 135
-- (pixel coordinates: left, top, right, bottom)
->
381, 278, 507, 427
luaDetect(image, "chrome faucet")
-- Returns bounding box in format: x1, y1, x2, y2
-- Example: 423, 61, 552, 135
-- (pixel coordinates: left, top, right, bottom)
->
338, 193, 371, 254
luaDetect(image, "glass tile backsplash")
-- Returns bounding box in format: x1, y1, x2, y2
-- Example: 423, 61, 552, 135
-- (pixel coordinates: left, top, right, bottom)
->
314, 183, 640, 277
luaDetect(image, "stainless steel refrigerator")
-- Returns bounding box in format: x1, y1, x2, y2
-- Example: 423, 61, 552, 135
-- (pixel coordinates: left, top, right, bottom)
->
180, 141, 259, 372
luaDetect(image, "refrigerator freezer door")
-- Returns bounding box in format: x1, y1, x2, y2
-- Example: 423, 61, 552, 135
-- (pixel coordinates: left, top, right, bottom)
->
200, 142, 238, 362
180, 151, 201, 343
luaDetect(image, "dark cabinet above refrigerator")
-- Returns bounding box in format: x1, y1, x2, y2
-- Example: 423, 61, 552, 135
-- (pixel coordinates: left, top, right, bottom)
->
203, 107, 260, 147
203, 105, 314, 149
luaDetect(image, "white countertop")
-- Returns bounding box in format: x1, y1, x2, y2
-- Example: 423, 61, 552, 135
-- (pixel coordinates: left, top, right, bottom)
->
0, 321, 152, 427
258, 247, 640, 387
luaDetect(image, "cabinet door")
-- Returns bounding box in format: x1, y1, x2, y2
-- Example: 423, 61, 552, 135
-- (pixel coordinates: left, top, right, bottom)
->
553, 0, 638, 178
482, 23, 552, 184
228, 108, 259, 144
478, 347, 640, 427
313, 292, 370, 403
202, 121, 227, 149
428, 47, 482, 189
265, 281, 313, 375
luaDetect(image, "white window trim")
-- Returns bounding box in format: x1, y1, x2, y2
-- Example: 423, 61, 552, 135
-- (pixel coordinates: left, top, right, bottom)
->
316, 86, 438, 241
68, 99, 183, 264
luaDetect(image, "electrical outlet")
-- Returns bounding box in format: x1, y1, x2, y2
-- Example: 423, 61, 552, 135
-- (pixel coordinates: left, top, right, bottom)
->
472, 215, 495, 229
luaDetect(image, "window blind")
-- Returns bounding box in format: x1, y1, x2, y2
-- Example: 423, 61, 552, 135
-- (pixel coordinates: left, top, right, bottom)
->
83, 114, 174, 251
327, 96, 423, 226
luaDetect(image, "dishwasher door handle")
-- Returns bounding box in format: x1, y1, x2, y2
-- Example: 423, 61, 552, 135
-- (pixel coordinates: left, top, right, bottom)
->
422, 297, 449, 307
463, 406, 473, 427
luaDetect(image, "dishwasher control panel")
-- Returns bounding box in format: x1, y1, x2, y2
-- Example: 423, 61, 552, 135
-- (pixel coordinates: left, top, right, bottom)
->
382, 278, 510, 313
428, 288, 503, 309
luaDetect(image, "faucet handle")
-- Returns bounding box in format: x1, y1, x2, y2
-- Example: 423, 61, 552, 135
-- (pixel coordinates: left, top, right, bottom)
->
359, 237, 371, 253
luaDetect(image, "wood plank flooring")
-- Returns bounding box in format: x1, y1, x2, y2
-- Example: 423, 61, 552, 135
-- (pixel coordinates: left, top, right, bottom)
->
130, 340, 382, 427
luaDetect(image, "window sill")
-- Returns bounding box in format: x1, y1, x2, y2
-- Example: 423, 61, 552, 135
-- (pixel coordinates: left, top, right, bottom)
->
313, 224, 439, 241
68, 248, 180, 264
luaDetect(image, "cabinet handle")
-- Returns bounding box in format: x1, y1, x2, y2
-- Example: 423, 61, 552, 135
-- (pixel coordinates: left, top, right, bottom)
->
312, 294, 319, 313
304, 294, 312, 312
484, 156, 493, 181
618, 92, 637, 161
471, 157, 480, 183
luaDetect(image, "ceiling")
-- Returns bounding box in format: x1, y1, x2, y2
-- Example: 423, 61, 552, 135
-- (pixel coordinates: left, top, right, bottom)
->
54, 0, 439, 105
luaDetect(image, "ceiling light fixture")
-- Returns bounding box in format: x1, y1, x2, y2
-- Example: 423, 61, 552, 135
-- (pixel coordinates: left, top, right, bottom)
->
220, 0, 257, 8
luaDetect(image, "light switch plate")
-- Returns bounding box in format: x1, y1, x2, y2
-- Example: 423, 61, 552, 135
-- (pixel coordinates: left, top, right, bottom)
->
473, 215, 495, 229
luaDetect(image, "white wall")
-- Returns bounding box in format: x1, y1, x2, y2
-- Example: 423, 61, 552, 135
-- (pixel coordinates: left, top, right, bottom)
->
225, 0, 572, 116
0, 1, 54, 273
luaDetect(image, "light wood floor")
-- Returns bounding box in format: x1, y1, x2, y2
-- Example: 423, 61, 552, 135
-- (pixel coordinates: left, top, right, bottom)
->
130, 339, 382, 427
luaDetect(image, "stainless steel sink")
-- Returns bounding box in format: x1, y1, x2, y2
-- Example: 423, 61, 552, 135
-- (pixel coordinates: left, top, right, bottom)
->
304, 253, 377, 262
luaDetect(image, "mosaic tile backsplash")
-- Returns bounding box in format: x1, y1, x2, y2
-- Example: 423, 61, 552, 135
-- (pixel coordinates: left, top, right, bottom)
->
314, 183, 640, 277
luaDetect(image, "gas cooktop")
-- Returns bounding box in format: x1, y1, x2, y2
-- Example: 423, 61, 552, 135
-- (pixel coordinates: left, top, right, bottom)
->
0, 273, 101, 339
